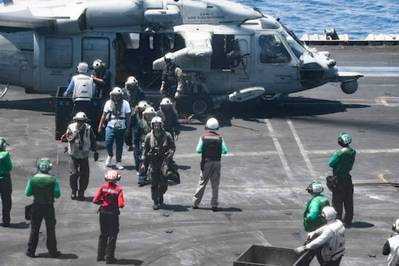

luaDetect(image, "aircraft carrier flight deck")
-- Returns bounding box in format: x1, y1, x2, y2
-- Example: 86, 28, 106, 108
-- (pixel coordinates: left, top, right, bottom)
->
0, 44, 398, 266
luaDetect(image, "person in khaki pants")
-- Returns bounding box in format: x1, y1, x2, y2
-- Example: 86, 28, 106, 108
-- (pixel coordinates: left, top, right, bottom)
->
192, 118, 228, 212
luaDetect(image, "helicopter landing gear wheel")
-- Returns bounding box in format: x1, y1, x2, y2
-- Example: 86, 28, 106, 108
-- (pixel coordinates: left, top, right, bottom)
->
192, 97, 210, 115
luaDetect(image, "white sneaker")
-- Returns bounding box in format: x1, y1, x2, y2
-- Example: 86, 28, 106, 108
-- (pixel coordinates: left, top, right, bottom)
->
115, 162, 124, 170
105, 156, 113, 167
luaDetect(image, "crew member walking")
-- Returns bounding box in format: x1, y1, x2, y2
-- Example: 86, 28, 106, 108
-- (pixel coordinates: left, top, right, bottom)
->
66, 112, 98, 200
98, 87, 131, 170
141, 116, 175, 210
64, 62, 96, 119
192, 118, 228, 211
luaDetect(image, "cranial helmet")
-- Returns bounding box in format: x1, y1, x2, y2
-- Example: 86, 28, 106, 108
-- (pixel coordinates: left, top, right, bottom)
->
322, 206, 337, 222
0, 137, 6, 150
125, 76, 138, 87
105, 170, 121, 182
306, 181, 324, 194
143, 106, 156, 121
338, 132, 352, 146
151, 116, 163, 128
164, 52, 174, 62
37, 158, 52, 173
110, 87, 123, 96
92, 59, 105, 70
77, 62, 89, 74
73, 112, 88, 121
205, 118, 219, 131
137, 100, 148, 110
160, 97, 172, 106
392, 219, 399, 232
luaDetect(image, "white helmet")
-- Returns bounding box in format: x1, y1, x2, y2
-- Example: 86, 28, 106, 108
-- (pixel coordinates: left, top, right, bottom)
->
307, 181, 324, 194
206, 117, 219, 130
73, 112, 88, 121
151, 116, 163, 128
322, 206, 337, 222
110, 87, 123, 96
105, 170, 121, 182
125, 76, 138, 87
164, 52, 174, 62
160, 97, 172, 106
137, 100, 148, 110
92, 59, 104, 70
143, 106, 156, 115
77, 62, 89, 73
393, 219, 399, 232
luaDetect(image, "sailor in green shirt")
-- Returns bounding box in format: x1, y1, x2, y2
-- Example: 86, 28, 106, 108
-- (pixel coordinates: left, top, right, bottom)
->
303, 181, 330, 232
0, 137, 12, 227
192, 118, 228, 211
25, 158, 61, 258
328, 132, 356, 228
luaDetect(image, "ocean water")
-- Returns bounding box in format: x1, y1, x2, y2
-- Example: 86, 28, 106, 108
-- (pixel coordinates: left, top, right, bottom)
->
1, 0, 398, 39
238, 0, 399, 39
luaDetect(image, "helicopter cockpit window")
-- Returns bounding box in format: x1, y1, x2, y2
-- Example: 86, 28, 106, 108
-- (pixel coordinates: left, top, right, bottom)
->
258, 35, 290, 64
82, 37, 110, 69
45, 37, 73, 69
281, 31, 306, 59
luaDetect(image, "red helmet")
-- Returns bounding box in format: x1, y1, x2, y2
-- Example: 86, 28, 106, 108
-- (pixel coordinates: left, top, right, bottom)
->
105, 170, 121, 182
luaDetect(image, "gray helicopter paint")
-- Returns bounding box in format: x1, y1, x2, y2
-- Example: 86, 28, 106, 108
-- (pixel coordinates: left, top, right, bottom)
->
0, 0, 361, 101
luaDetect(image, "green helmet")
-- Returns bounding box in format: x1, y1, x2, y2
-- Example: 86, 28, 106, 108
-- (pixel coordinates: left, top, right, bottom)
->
306, 181, 324, 194
0, 137, 6, 150
338, 132, 352, 146
37, 158, 52, 173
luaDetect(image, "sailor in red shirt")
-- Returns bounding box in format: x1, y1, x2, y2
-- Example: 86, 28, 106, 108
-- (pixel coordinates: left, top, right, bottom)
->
92, 170, 125, 264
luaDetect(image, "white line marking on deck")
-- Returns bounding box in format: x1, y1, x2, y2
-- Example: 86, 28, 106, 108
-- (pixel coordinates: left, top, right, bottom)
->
308, 149, 399, 155
264, 119, 294, 179
287, 119, 316, 178
174, 151, 278, 159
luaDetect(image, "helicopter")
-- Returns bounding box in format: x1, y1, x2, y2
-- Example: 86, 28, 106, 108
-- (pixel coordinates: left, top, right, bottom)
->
0, 0, 363, 116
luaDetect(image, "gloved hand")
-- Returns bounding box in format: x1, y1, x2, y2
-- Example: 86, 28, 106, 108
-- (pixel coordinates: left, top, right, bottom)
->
294, 245, 307, 254
93, 152, 99, 161
307, 232, 315, 241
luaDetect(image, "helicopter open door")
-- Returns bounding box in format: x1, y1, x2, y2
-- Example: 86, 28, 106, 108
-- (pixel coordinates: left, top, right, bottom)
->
255, 33, 299, 94
33, 33, 114, 92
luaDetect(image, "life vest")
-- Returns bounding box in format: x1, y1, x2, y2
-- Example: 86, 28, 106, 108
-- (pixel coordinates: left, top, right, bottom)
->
320, 220, 346, 262
202, 131, 222, 161
72, 74, 94, 101
388, 235, 399, 266
95, 183, 124, 214
67, 122, 92, 159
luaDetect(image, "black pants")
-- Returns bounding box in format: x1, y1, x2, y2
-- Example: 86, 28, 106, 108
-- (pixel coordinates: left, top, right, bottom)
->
332, 183, 354, 226
27, 204, 57, 255
97, 212, 119, 260
0, 177, 12, 225
150, 165, 168, 204
317, 255, 342, 266
69, 156, 90, 196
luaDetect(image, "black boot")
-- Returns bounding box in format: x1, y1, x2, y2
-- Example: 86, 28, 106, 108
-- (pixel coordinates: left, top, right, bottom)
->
77, 190, 84, 201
